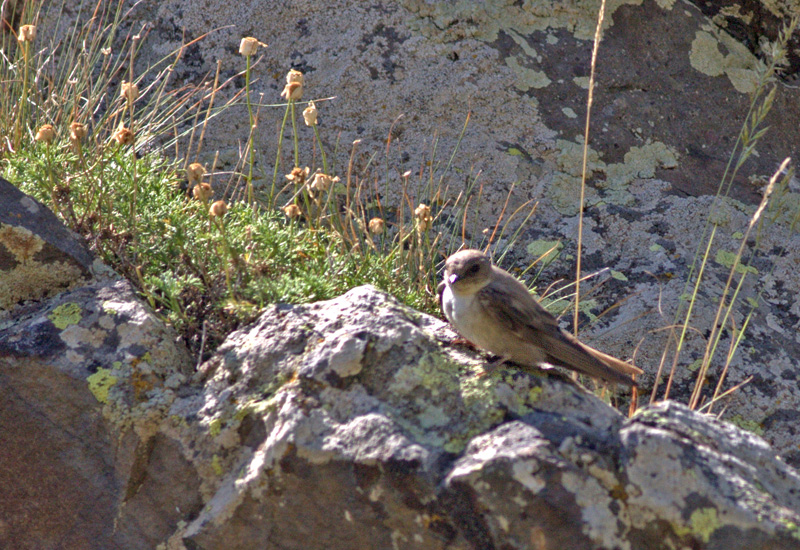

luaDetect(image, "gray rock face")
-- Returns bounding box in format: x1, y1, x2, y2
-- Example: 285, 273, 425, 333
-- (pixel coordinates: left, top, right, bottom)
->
2, 268, 800, 548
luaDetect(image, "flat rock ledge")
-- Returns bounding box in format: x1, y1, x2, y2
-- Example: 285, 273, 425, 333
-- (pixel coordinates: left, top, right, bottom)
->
2, 282, 800, 549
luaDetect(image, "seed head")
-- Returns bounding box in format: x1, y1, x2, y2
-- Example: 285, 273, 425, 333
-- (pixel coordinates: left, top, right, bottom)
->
35, 124, 55, 144
18, 25, 36, 43
239, 37, 260, 56
281, 81, 303, 101
209, 200, 228, 218
187, 162, 206, 186
309, 172, 336, 193
302, 101, 318, 126
286, 69, 304, 85
414, 203, 432, 231
112, 126, 134, 146
120, 81, 139, 104
368, 218, 385, 235
69, 122, 87, 141
192, 182, 213, 203
283, 204, 302, 218
285, 166, 310, 186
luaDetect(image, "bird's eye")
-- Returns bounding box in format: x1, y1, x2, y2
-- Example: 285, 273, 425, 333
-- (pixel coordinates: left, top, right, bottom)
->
467, 263, 480, 274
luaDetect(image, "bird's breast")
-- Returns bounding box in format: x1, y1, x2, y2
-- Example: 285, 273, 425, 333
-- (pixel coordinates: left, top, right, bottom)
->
441, 285, 486, 346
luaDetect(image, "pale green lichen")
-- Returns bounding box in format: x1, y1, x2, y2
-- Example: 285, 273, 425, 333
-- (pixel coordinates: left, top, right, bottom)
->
549, 139, 676, 214
87, 368, 118, 404
689, 28, 761, 93
49, 302, 82, 329
505, 56, 551, 90
211, 455, 223, 476
689, 507, 719, 543
561, 107, 578, 119
209, 417, 222, 437
715, 250, 758, 275
726, 414, 765, 436
573, 76, 590, 89
603, 142, 679, 189
403, 0, 643, 43
526, 239, 563, 266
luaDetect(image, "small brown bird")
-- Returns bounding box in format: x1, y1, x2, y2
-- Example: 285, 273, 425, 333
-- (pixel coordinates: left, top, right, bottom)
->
438, 249, 642, 387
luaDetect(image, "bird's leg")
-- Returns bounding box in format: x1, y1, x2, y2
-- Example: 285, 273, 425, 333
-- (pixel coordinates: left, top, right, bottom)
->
478, 355, 510, 377
452, 336, 476, 347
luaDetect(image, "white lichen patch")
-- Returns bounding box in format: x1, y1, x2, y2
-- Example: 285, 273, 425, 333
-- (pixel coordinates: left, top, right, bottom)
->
60, 324, 108, 348
511, 460, 545, 494
562, 471, 631, 549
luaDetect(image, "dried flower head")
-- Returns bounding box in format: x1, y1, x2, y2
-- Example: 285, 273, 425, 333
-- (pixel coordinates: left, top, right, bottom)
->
302, 101, 318, 126
209, 200, 228, 218
414, 203, 432, 231
281, 81, 303, 101
192, 182, 213, 203
187, 162, 206, 185
239, 37, 259, 56
368, 217, 385, 235
35, 124, 55, 144
309, 172, 336, 193
112, 126, 134, 146
285, 166, 310, 186
120, 81, 139, 104
18, 25, 35, 43
69, 122, 87, 141
283, 204, 302, 219
286, 69, 304, 85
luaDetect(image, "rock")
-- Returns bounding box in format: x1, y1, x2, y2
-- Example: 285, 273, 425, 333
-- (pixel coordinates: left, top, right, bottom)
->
2, 281, 800, 548
35, 0, 800, 462
0, 276, 194, 549
0, 176, 94, 310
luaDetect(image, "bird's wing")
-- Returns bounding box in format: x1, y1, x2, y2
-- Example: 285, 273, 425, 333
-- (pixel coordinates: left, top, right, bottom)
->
477, 269, 637, 386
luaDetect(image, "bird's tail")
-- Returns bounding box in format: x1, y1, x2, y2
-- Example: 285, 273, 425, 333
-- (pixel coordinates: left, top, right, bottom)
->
581, 344, 643, 378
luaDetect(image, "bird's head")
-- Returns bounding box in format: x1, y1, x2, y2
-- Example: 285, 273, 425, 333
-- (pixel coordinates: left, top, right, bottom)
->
444, 249, 493, 294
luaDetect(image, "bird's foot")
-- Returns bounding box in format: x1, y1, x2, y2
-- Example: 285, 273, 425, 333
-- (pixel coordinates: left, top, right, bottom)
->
452, 336, 476, 347
477, 355, 509, 378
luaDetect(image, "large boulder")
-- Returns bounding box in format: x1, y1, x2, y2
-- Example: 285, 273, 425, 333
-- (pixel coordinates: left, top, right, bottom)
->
5, 262, 799, 548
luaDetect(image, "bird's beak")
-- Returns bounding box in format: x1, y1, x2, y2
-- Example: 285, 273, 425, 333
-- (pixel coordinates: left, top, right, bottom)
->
448, 273, 459, 284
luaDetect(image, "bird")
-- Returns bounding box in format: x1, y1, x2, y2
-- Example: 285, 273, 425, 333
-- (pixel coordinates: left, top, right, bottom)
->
437, 249, 642, 387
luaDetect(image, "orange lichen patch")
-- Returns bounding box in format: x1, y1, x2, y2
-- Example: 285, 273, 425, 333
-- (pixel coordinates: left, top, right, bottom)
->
0, 223, 43, 263
0, 260, 84, 309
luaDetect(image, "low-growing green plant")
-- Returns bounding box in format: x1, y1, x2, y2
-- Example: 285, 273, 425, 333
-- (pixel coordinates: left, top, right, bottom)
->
1, 0, 537, 357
